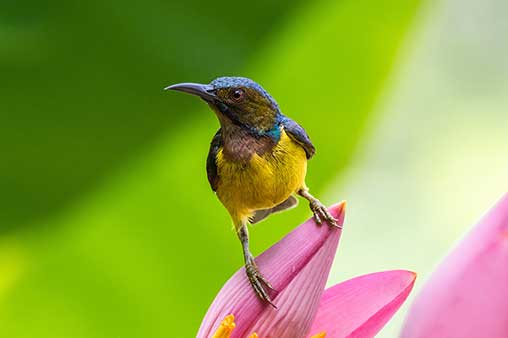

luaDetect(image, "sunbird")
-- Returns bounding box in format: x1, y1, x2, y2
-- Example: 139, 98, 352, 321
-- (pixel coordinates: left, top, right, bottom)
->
166, 77, 338, 306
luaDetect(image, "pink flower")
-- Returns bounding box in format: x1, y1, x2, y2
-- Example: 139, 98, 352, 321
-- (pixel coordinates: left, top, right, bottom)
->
198, 201, 417, 338
401, 193, 508, 338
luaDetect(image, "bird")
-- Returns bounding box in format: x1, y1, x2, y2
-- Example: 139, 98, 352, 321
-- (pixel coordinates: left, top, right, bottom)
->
166, 77, 339, 306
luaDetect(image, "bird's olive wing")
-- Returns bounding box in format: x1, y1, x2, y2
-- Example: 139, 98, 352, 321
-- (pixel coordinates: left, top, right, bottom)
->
206, 129, 222, 191
280, 116, 315, 159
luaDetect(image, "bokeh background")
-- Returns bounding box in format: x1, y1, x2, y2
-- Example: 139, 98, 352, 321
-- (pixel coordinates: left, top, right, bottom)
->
1, 0, 507, 336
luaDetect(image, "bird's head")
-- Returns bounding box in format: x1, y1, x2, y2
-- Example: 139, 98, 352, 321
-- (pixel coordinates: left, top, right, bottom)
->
166, 77, 281, 136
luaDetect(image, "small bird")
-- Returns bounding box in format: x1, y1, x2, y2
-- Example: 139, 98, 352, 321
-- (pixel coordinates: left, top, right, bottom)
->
166, 77, 338, 306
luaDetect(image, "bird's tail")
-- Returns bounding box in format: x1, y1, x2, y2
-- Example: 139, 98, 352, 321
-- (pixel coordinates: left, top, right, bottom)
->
249, 195, 298, 224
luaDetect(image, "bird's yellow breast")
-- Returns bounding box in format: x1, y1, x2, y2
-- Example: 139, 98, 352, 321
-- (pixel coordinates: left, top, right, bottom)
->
215, 129, 307, 222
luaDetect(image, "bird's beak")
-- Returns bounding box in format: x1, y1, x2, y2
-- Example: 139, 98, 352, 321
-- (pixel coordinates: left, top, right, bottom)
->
164, 82, 216, 102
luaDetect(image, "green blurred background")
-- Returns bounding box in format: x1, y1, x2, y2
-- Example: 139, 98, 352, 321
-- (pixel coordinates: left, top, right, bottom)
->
1, 0, 507, 336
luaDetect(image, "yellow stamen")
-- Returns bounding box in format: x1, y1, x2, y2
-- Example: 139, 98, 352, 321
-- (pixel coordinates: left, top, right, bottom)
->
211, 314, 326, 338
212, 314, 236, 338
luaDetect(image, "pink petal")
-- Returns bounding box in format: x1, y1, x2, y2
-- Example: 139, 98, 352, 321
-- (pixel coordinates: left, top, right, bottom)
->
309, 270, 417, 338
197, 201, 346, 338
401, 193, 508, 338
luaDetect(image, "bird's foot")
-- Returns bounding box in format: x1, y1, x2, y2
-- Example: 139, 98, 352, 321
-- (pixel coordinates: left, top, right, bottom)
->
245, 255, 276, 308
309, 199, 341, 228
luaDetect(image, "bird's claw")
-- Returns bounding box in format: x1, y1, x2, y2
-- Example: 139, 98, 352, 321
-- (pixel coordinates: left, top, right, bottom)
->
246, 256, 277, 308
310, 200, 341, 228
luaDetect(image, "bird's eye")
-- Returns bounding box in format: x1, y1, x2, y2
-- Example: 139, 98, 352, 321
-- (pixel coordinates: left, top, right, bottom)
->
231, 88, 245, 101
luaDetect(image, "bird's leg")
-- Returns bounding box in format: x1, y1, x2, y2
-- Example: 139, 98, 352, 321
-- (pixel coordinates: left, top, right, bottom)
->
298, 189, 341, 228
237, 223, 276, 307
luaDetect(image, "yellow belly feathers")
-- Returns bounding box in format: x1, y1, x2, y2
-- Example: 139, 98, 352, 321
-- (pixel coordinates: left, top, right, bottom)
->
215, 129, 307, 224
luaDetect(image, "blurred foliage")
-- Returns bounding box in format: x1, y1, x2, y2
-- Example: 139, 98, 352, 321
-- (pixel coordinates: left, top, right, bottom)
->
0, 0, 301, 228
0, 0, 422, 337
